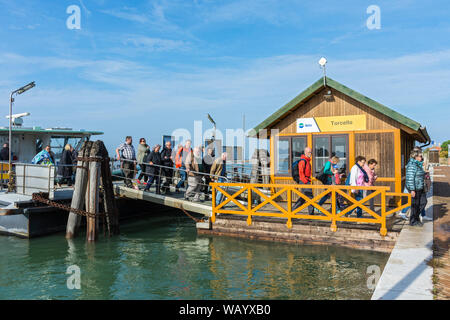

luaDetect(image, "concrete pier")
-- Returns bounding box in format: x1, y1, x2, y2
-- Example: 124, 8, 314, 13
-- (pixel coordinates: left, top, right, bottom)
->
371, 168, 434, 300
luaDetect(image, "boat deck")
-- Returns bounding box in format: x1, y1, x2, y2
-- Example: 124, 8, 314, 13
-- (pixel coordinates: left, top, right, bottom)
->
0, 187, 74, 212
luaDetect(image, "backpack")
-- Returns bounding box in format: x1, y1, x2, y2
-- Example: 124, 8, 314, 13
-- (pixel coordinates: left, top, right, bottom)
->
315, 169, 328, 184
315, 161, 330, 184
345, 173, 351, 185
291, 158, 306, 183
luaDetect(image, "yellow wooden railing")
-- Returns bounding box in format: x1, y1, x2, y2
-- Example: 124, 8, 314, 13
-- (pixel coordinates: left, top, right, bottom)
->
210, 183, 411, 236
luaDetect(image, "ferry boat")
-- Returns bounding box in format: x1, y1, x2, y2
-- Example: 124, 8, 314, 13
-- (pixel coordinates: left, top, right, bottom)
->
0, 114, 103, 237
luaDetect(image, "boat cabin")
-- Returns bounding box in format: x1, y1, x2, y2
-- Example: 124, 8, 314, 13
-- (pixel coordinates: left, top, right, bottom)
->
0, 126, 103, 164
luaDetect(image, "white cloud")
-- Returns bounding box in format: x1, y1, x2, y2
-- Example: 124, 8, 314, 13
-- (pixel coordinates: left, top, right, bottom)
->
100, 8, 149, 24
123, 36, 190, 52
1, 49, 449, 146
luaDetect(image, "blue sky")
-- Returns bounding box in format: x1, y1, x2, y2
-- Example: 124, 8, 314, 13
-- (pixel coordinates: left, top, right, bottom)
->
0, 0, 449, 154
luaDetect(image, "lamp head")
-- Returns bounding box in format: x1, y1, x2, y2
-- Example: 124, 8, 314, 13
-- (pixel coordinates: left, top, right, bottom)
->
207, 113, 216, 125
318, 57, 327, 67
15, 81, 35, 95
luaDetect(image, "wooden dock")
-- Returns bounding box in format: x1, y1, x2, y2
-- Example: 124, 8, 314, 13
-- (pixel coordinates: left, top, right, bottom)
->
113, 182, 407, 233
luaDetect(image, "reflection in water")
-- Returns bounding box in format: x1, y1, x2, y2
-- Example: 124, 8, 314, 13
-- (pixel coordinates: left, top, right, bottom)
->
0, 213, 388, 300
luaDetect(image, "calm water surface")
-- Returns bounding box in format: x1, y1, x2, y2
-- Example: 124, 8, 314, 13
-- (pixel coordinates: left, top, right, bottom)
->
0, 213, 389, 299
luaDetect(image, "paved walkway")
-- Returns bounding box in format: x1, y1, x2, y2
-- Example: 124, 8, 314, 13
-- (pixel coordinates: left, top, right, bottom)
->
372, 167, 434, 300
431, 166, 450, 300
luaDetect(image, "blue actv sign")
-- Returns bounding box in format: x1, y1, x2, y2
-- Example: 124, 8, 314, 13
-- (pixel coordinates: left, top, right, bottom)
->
298, 123, 312, 129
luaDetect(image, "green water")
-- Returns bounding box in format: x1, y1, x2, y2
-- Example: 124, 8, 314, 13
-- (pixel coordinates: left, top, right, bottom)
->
0, 213, 389, 300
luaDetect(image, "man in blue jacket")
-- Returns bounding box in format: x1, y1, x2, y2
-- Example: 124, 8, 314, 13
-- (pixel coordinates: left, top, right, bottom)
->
405, 150, 427, 227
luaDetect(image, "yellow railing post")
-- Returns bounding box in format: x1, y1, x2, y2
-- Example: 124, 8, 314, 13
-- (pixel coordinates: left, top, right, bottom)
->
380, 190, 387, 236
330, 188, 337, 232
287, 186, 292, 228
211, 185, 216, 223
247, 186, 252, 226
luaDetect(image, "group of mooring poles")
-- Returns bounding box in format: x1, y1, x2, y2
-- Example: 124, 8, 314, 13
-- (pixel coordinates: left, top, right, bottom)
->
66, 140, 119, 241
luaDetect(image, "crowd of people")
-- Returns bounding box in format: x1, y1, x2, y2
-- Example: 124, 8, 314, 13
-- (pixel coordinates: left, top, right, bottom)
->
115, 136, 228, 204
115, 136, 430, 225
290, 145, 429, 226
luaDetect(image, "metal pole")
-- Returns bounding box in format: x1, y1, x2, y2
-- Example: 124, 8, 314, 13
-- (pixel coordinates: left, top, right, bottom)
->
7, 92, 13, 192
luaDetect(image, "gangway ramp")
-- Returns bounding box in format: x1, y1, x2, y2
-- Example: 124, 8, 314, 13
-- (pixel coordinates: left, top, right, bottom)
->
113, 183, 213, 216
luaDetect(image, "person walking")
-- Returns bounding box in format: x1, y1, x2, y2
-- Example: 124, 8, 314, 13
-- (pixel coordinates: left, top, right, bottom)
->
346, 156, 369, 218
210, 152, 227, 206
160, 140, 174, 194
399, 146, 423, 220
405, 150, 427, 227
144, 144, 162, 194
115, 136, 136, 188
363, 159, 378, 212
185, 146, 203, 202
57, 144, 74, 186
292, 147, 314, 214
202, 147, 215, 200
137, 138, 150, 183
317, 156, 341, 213
175, 140, 192, 192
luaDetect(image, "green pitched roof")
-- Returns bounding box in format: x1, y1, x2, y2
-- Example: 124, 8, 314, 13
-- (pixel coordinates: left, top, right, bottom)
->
252, 77, 427, 140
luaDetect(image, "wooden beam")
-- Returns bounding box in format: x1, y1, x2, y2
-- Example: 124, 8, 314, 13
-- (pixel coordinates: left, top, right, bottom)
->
394, 129, 402, 194
349, 131, 355, 170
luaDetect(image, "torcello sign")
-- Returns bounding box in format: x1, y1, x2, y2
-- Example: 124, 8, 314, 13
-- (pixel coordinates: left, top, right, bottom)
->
296, 115, 366, 133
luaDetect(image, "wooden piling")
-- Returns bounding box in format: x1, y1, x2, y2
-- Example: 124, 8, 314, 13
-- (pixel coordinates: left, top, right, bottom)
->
66, 141, 93, 239
86, 141, 103, 242
66, 139, 119, 241
99, 142, 120, 235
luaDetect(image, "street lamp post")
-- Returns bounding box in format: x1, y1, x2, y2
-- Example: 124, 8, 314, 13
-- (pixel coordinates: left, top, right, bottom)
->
207, 113, 217, 155
7, 81, 35, 192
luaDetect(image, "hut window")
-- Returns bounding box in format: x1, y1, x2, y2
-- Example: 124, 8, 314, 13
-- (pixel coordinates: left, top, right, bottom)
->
276, 138, 290, 175
331, 136, 348, 173
292, 137, 307, 163
275, 136, 307, 176
314, 136, 330, 173
313, 134, 349, 174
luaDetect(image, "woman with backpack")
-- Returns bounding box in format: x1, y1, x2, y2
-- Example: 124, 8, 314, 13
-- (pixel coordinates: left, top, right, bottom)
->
346, 156, 369, 218
316, 156, 341, 213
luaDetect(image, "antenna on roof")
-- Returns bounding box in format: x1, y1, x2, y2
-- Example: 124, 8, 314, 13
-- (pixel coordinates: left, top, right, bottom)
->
5, 112, 30, 126
318, 57, 327, 87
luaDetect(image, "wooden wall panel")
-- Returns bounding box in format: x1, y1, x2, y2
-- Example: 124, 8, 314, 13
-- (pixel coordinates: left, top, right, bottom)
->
355, 132, 395, 178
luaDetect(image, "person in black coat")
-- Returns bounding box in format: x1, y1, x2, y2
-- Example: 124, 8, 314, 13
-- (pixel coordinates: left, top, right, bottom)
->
160, 141, 174, 194
202, 147, 215, 199
0, 143, 9, 161
144, 144, 162, 193
57, 144, 74, 186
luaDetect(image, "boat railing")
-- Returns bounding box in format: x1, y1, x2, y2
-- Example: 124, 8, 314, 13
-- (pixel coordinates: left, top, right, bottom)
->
210, 181, 412, 236
0, 161, 78, 194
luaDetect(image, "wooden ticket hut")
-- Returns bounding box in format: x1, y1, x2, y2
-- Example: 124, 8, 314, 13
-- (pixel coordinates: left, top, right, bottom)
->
251, 77, 430, 197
